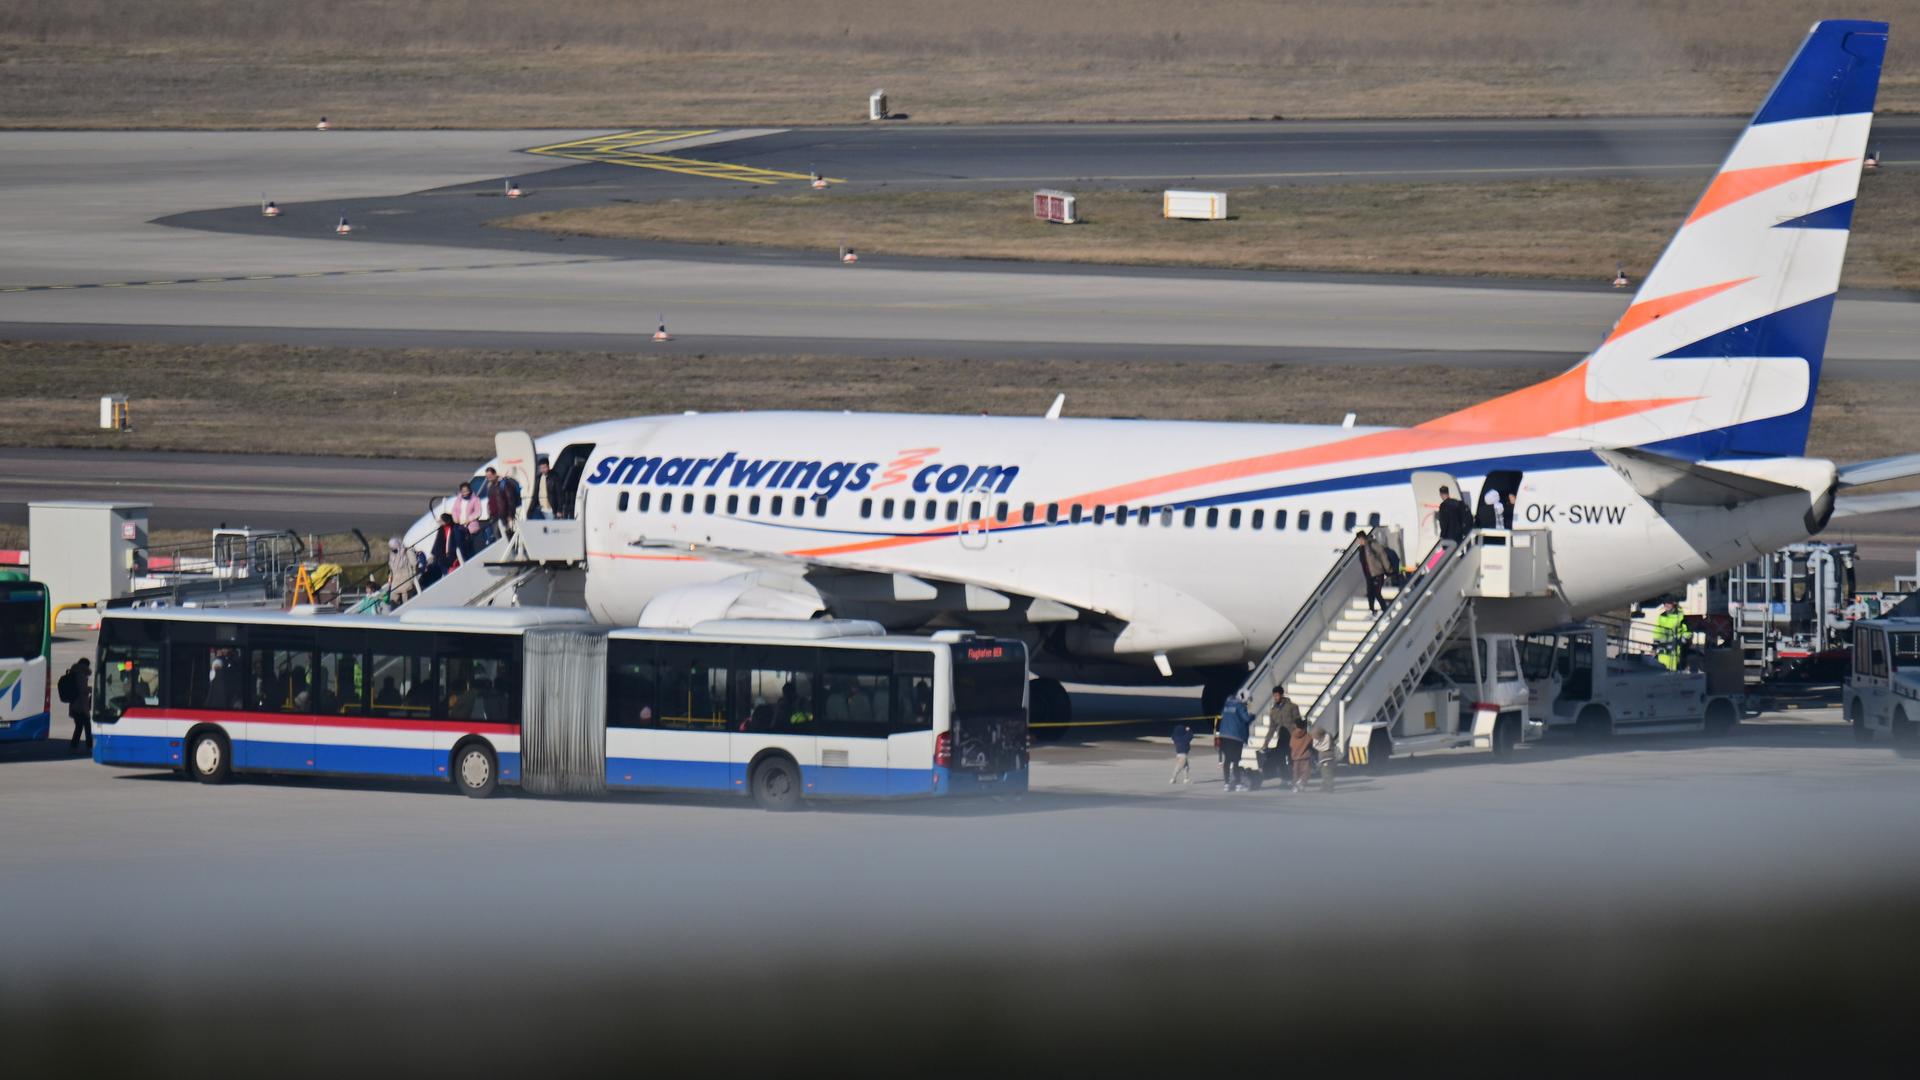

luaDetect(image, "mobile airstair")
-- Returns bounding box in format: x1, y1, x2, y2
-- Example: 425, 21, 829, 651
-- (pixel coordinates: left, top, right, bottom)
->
396, 518, 588, 612
1241, 529, 1558, 767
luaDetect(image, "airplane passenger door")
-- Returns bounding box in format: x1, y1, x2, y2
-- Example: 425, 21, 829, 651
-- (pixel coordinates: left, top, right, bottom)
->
493, 430, 538, 527
956, 498, 991, 551
1410, 470, 1463, 559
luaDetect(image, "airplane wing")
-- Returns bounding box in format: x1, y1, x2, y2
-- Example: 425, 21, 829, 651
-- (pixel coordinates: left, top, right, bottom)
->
628, 538, 1086, 623
1829, 490, 1920, 519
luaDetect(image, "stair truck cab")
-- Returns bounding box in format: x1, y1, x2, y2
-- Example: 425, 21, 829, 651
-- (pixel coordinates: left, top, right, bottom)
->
1843, 616, 1920, 755
1520, 623, 1741, 738
1342, 631, 1541, 767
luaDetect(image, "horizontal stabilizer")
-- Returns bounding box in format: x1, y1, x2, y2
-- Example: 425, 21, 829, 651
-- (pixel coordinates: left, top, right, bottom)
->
1596, 447, 1803, 508
1830, 491, 1920, 519
1837, 452, 1920, 488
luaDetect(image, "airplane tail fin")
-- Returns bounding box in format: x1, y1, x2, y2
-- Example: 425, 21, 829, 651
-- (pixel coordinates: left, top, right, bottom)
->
1422, 20, 1886, 459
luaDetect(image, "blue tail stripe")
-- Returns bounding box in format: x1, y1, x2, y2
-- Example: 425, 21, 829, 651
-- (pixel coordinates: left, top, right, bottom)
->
1773, 200, 1856, 230
1751, 20, 1886, 126
1650, 293, 1836, 458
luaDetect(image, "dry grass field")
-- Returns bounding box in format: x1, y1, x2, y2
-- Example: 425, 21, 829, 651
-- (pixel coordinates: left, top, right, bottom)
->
0, 340, 1906, 469
4, 1, 1918, 127
504, 169, 1920, 290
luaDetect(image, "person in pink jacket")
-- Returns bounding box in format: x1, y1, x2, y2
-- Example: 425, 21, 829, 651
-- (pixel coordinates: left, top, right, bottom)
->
449, 482, 484, 536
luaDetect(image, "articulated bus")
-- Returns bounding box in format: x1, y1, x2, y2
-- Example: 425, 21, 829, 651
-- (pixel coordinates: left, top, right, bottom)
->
0, 577, 52, 743
90, 607, 1029, 808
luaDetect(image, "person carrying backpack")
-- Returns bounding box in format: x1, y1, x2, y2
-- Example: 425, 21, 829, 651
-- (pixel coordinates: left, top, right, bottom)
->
58, 658, 92, 754
1217, 690, 1253, 792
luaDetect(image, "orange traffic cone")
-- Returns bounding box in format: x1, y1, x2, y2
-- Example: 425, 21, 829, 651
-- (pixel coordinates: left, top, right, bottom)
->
336, 216, 353, 235
505, 179, 524, 198
316, 117, 331, 131
653, 317, 672, 342
1611, 265, 1629, 288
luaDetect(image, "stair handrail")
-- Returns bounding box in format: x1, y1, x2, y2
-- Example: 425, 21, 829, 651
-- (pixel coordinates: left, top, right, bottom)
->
1308, 533, 1481, 736
1236, 535, 1373, 702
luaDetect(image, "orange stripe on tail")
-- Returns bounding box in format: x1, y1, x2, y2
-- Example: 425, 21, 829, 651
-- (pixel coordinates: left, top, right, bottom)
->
1686, 158, 1854, 224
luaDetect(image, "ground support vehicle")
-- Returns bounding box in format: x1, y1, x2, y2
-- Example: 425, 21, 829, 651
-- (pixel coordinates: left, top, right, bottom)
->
1843, 617, 1920, 756
1521, 624, 1742, 738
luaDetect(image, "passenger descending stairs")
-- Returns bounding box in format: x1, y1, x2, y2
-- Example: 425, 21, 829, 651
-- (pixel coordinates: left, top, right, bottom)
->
400, 531, 587, 611
1243, 533, 1489, 763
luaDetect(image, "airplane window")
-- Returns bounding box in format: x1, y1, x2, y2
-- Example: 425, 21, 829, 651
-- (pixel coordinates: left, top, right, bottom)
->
1369, 512, 1381, 526
1069, 504, 1083, 525
749, 495, 761, 515
1250, 509, 1263, 530
1045, 504, 1059, 525
1093, 505, 1107, 525
995, 501, 1009, 523
617, 492, 630, 512
946, 501, 959, 522
815, 498, 828, 518
705, 494, 717, 514
1161, 508, 1174, 527
639, 492, 652, 513
727, 495, 739, 515
904, 500, 917, 521
794, 497, 806, 518
1297, 510, 1309, 531
1320, 511, 1333, 531
772, 496, 784, 516
969, 501, 982, 520
1228, 509, 1241, 529
1343, 511, 1356, 531
1022, 503, 1035, 524
861, 498, 873, 519
883, 499, 895, 519
924, 500, 937, 521
682, 494, 694, 513
659, 492, 671, 515
1205, 508, 1219, 528
1183, 508, 1197, 527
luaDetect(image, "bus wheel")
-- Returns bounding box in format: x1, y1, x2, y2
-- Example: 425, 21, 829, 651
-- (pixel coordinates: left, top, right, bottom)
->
1852, 700, 1872, 744
452, 741, 498, 799
1491, 714, 1519, 759
1028, 677, 1072, 743
187, 728, 231, 785
1576, 705, 1611, 740
751, 754, 802, 811
1704, 699, 1737, 738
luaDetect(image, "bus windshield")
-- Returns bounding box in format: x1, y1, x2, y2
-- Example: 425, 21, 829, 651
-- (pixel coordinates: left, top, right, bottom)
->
0, 583, 48, 662
953, 641, 1025, 713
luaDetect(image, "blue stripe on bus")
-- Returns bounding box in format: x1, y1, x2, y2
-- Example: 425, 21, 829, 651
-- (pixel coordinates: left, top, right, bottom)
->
95, 731, 521, 787
94, 731, 178, 768
0, 710, 49, 742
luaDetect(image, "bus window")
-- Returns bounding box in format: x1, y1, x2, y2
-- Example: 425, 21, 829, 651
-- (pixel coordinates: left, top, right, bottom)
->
315, 629, 366, 716
607, 639, 660, 728
819, 649, 895, 735
1889, 632, 1920, 671
249, 630, 316, 714
439, 635, 519, 724
0, 583, 46, 666
741, 646, 817, 732
167, 644, 246, 711
894, 650, 935, 731
1870, 631, 1890, 677
97, 619, 164, 724
952, 643, 1025, 715
655, 642, 733, 729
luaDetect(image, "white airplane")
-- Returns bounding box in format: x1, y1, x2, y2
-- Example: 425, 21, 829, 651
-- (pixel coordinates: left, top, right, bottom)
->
417, 20, 1916, 722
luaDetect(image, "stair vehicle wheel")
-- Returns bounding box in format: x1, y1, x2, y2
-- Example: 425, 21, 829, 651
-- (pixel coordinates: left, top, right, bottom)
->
1028, 677, 1072, 742
1490, 713, 1519, 759
1851, 699, 1871, 744
452, 741, 498, 799
1893, 708, 1920, 759
1576, 704, 1612, 740
1703, 699, 1737, 738
1361, 731, 1391, 771
187, 728, 231, 784
751, 754, 803, 811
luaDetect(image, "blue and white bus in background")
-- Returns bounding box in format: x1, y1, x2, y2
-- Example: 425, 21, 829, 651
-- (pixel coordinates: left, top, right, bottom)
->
0, 576, 52, 743
91, 607, 1028, 808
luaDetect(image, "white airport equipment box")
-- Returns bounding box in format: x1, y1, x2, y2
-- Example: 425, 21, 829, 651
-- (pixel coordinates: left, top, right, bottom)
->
1473, 529, 1554, 598
100, 394, 129, 430
1163, 189, 1228, 220
1033, 189, 1078, 224
28, 500, 150, 612
869, 90, 889, 120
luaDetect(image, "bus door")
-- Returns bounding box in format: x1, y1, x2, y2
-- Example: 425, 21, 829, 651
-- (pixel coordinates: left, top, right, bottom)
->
1410, 469, 1463, 560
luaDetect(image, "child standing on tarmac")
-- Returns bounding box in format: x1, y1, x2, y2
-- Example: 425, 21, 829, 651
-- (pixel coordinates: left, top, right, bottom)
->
1169, 719, 1194, 784
1288, 717, 1315, 793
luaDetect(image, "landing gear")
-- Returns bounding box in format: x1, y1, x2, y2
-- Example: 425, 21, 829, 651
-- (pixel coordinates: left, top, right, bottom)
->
1029, 677, 1072, 742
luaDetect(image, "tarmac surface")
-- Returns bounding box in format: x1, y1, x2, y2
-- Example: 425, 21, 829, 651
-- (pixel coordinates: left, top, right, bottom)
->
4, 631, 1916, 1033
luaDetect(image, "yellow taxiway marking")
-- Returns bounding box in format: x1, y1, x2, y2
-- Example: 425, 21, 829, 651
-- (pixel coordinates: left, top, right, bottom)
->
523, 130, 837, 185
